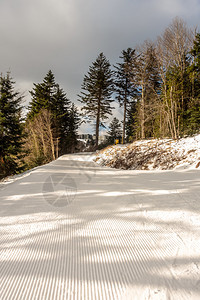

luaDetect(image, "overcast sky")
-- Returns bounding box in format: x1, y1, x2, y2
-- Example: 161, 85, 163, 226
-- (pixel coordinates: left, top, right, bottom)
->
1, 0, 200, 133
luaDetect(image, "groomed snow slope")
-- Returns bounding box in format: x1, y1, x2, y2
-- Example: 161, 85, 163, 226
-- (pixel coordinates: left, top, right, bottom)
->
0, 153, 200, 299
95, 134, 200, 170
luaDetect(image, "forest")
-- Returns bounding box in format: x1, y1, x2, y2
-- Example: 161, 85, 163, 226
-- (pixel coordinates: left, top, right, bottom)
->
1, 17, 200, 179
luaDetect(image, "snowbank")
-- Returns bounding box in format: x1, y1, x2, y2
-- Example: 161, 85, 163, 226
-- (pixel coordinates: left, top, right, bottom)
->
94, 134, 200, 170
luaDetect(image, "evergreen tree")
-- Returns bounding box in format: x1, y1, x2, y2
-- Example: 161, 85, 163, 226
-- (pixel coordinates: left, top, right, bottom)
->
186, 32, 200, 133
106, 117, 122, 144
0, 73, 24, 178
28, 70, 57, 117
67, 104, 80, 153
52, 84, 71, 155
126, 100, 137, 142
114, 48, 137, 143
28, 70, 75, 155
78, 53, 114, 147
189, 32, 200, 102
191, 33, 200, 75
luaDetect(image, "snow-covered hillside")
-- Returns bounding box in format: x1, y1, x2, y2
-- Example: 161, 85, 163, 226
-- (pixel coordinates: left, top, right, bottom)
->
94, 134, 200, 170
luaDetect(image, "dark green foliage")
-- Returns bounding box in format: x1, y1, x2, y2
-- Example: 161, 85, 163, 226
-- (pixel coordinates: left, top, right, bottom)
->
186, 99, 200, 134
114, 48, 137, 105
65, 104, 80, 153
28, 70, 57, 117
185, 33, 200, 134
106, 117, 122, 144
126, 100, 137, 142
0, 73, 25, 178
28, 70, 79, 156
78, 53, 114, 147
190, 33, 200, 101
52, 85, 72, 155
114, 48, 137, 143
191, 33, 200, 74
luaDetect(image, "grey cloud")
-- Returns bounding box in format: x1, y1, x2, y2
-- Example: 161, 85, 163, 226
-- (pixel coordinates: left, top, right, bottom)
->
0, 0, 200, 132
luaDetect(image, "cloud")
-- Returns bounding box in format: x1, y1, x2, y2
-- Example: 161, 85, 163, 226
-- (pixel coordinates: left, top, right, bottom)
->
0, 0, 199, 133
153, 0, 200, 18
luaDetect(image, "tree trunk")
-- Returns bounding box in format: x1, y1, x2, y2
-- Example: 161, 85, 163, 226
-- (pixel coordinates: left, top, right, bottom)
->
141, 81, 145, 139
37, 116, 47, 157
163, 82, 173, 138
122, 96, 127, 144
56, 138, 59, 159
170, 86, 177, 139
49, 131, 55, 160
95, 95, 101, 148
46, 114, 55, 160
192, 71, 195, 101
30, 123, 39, 157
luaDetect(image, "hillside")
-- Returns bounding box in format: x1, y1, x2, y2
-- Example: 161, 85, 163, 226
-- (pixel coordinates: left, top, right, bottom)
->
94, 134, 200, 170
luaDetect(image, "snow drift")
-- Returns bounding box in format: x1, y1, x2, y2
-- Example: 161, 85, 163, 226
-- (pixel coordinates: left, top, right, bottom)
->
94, 134, 200, 170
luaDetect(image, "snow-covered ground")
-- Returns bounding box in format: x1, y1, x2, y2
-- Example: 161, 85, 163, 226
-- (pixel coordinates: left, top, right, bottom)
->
95, 134, 200, 170
0, 152, 200, 299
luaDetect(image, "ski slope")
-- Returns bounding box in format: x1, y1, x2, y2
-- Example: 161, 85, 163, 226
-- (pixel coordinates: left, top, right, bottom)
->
0, 153, 200, 299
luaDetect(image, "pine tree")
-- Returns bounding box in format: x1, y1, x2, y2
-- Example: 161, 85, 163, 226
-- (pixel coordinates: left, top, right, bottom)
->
114, 48, 137, 143
67, 104, 80, 153
0, 73, 24, 178
28, 70, 74, 155
190, 32, 200, 99
186, 32, 200, 133
52, 84, 71, 155
78, 53, 114, 147
126, 100, 137, 142
28, 70, 57, 117
106, 117, 122, 144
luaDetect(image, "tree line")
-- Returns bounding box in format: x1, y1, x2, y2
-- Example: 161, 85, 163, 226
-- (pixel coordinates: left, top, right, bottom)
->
0, 70, 79, 179
79, 17, 200, 145
1, 17, 200, 179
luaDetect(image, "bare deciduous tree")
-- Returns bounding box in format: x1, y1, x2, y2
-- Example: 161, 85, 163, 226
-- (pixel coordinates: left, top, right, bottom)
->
24, 109, 58, 167
156, 17, 194, 139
